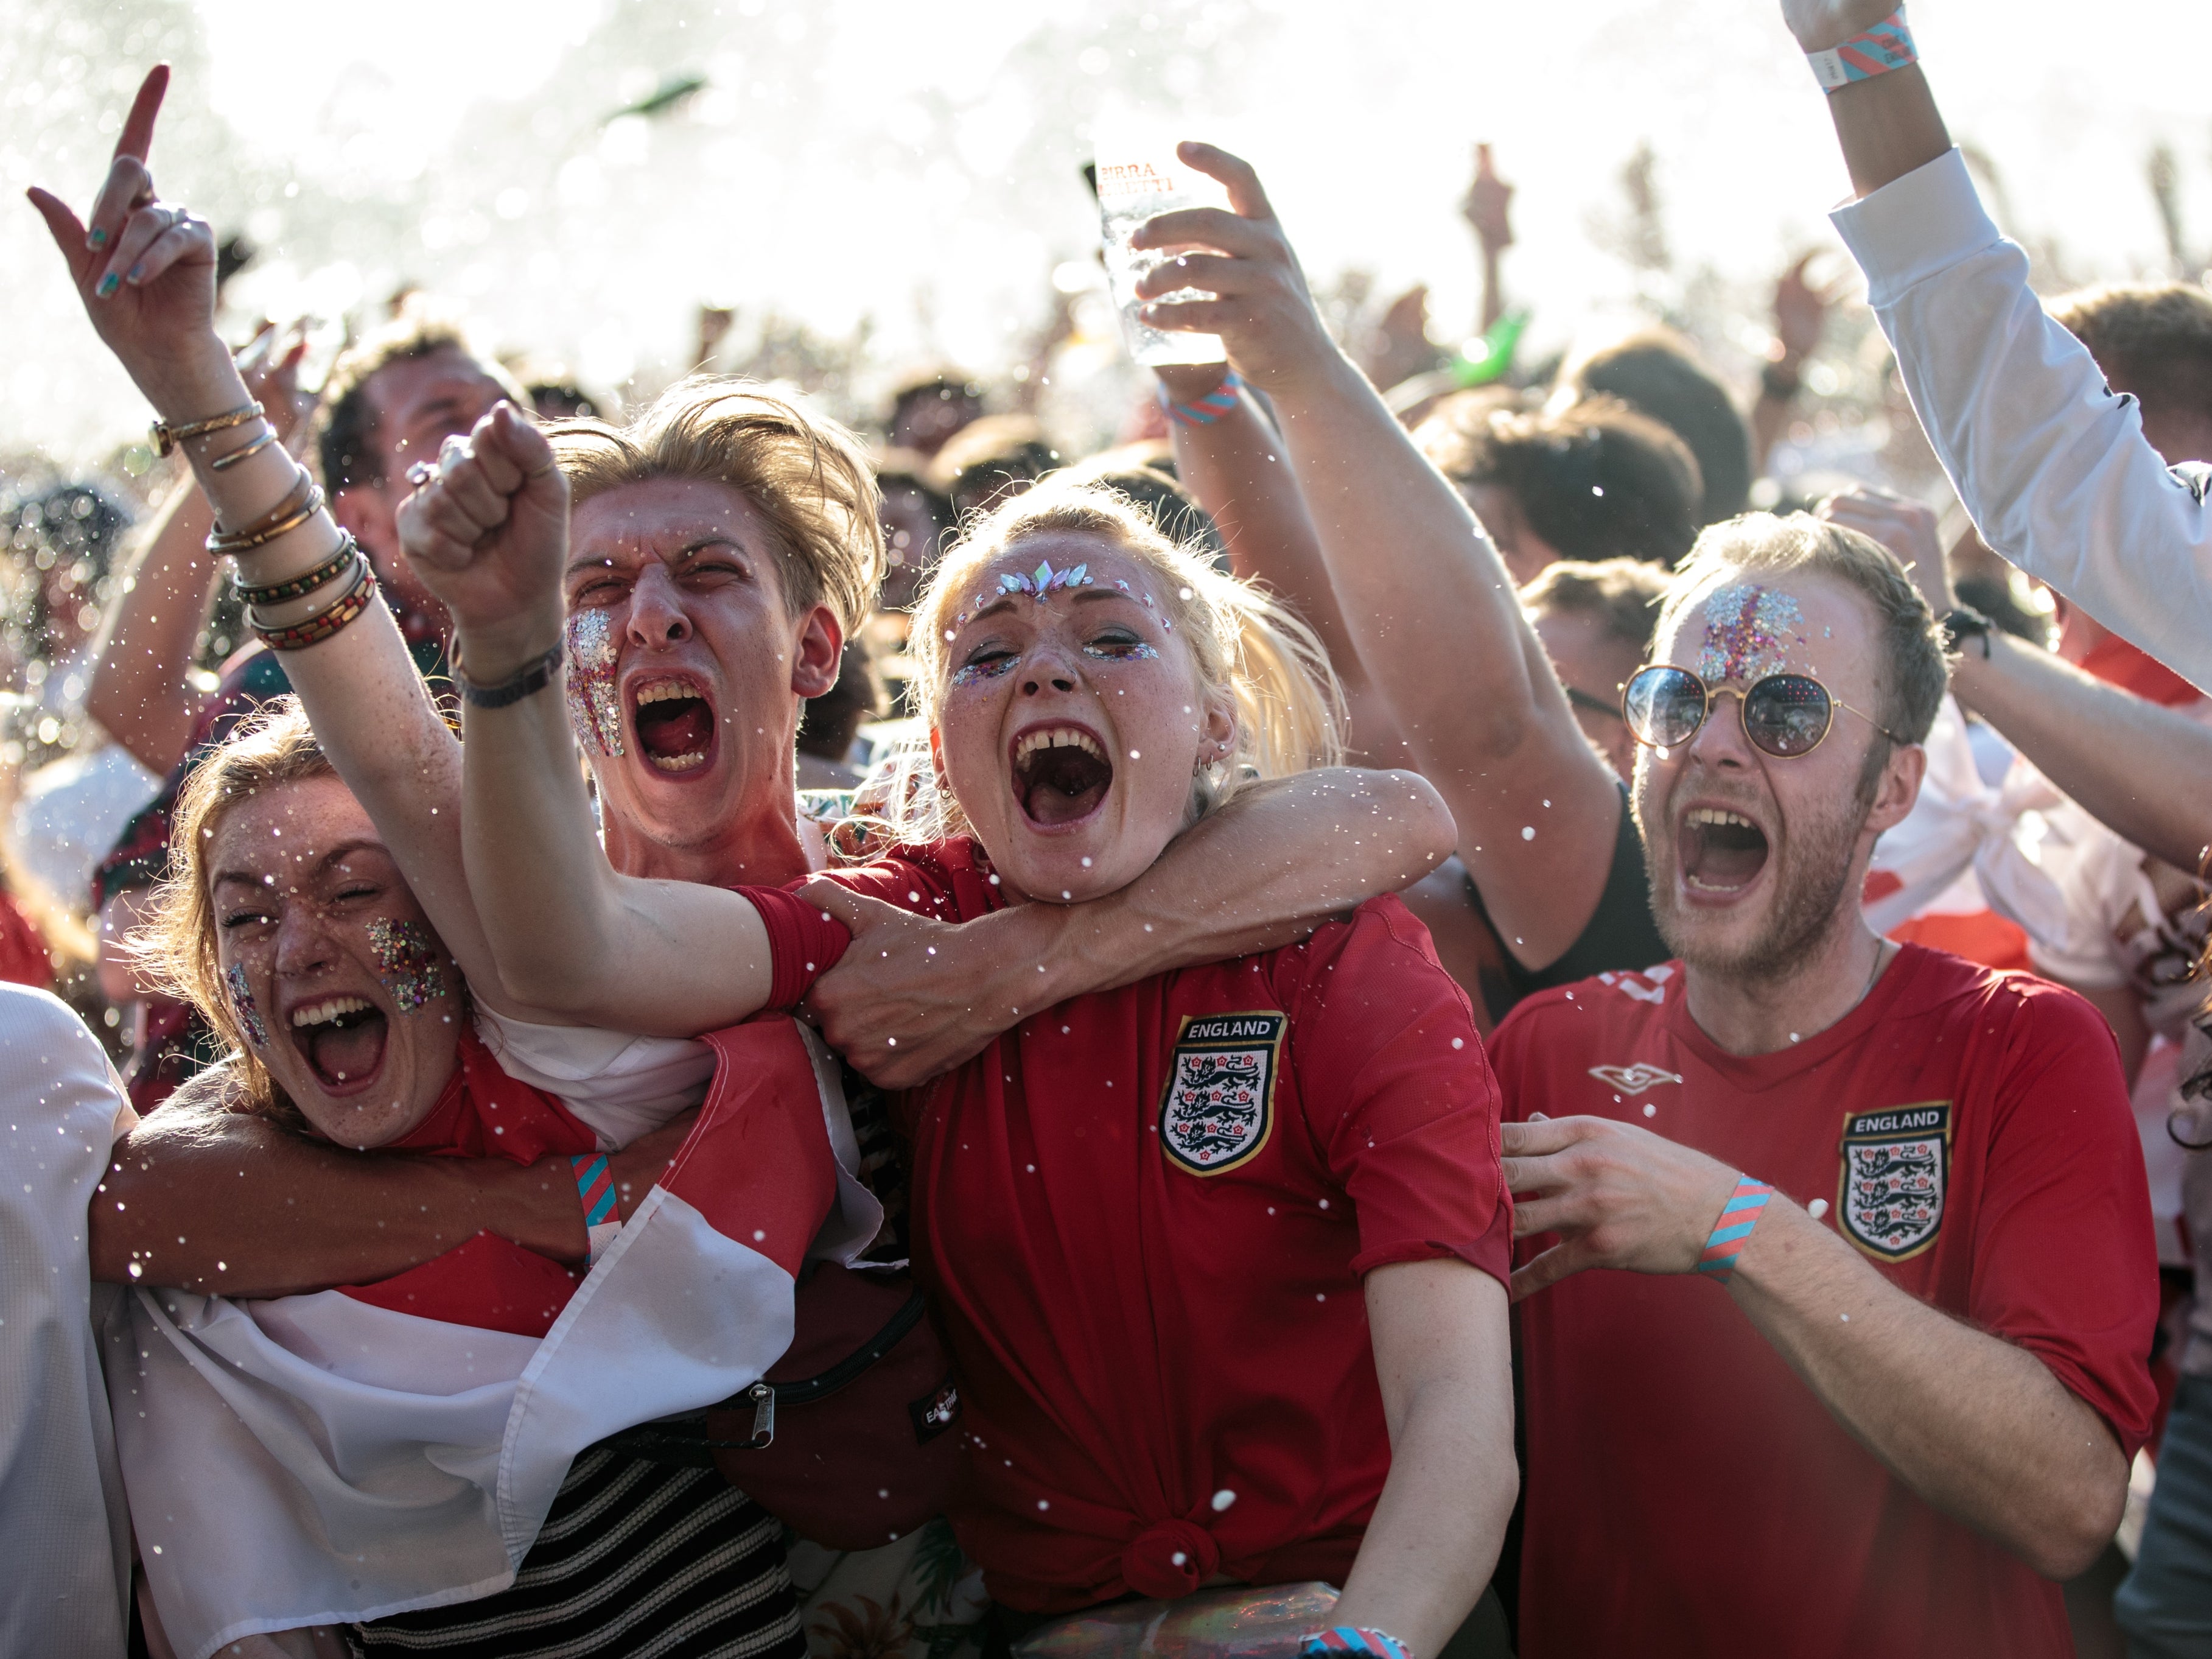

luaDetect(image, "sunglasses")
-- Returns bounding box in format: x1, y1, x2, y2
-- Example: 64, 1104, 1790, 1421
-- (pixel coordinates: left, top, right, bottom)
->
1622, 664, 1902, 759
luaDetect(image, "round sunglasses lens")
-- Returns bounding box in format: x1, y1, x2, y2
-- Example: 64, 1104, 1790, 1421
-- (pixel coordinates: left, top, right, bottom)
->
1625, 668, 1704, 748
1745, 675, 1832, 756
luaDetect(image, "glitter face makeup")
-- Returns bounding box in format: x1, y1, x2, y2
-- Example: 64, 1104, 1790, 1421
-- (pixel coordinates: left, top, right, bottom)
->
367, 918, 447, 1014
954, 558, 1094, 628
564, 609, 625, 757
225, 962, 269, 1048
950, 653, 1022, 689
1698, 584, 1807, 684
1083, 640, 1161, 662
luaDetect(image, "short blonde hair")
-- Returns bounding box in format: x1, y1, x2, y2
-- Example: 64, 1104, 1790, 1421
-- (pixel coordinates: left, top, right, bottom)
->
549, 376, 885, 639
881, 481, 1343, 840
135, 700, 335, 1127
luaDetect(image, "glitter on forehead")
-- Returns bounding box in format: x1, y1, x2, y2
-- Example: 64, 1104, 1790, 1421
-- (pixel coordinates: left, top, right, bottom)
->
564, 610, 625, 757
368, 918, 447, 1015
225, 962, 269, 1048
1697, 583, 1807, 684
953, 558, 1093, 628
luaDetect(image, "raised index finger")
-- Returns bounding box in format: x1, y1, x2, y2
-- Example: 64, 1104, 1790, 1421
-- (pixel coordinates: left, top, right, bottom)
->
114, 65, 170, 166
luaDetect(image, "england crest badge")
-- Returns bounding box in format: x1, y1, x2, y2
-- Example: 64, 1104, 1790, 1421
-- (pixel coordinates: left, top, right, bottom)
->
1837, 1102, 1951, 1262
1159, 1011, 1286, 1176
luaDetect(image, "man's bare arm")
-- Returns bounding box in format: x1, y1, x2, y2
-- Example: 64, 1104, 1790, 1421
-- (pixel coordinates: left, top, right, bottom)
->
85, 480, 218, 771
805, 766, 1455, 1088
1133, 146, 1626, 970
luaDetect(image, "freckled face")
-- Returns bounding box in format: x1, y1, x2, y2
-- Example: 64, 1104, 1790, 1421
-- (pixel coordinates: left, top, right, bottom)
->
206, 776, 464, 1149
934, 535, 1234, 905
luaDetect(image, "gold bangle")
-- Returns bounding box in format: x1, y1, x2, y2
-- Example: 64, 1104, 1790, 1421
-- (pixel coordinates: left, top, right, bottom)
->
208, 425, 280, 472
208, 469, 324, 555
151, 401, 264, 458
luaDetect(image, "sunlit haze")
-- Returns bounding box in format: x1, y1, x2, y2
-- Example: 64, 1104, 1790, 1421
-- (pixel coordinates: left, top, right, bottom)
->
6, 0, 2208, 465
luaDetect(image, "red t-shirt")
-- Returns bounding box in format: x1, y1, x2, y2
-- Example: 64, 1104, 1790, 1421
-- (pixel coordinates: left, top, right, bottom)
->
1488, 944, 2159, 1658
807, 838, 1511, 1613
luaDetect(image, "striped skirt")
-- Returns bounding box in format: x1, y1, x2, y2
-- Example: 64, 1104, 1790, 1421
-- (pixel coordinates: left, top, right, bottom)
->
349, 1447, 805, 1658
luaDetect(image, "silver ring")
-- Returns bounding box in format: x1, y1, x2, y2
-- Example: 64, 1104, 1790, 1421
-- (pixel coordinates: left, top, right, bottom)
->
405, 460, 436, 490
167, 205, 187, 231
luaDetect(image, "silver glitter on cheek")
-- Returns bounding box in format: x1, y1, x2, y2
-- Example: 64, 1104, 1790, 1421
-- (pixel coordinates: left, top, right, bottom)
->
564, 610, 625, 757
367, 918, 447, 1015
225, 962, 269, 1048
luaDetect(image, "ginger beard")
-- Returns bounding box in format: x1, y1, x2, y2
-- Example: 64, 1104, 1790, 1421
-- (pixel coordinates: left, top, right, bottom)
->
564, 480, 833, 860
207, 776, 464, 1149
934, 534, 1236, 906
1632, 572, 1894, 984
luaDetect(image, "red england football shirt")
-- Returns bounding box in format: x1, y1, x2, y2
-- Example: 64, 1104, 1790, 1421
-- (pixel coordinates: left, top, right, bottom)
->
814, 839, 1511, 1613
1489, 944, 2158, 1658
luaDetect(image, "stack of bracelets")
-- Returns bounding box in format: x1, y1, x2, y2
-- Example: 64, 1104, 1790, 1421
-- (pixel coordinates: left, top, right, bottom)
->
163, 398, 382, 653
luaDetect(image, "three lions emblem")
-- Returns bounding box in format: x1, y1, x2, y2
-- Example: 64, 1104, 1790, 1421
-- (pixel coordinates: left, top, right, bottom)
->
1160, 1011, 1286, 1176
1838, 1102, 1951, 1262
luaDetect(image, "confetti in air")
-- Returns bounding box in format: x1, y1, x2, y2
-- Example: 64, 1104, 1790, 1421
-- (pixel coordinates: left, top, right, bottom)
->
564, 609, 625, 756
1698, 583, 1805, 683
368, 919, 447, 1013
225, 963, 268, 1048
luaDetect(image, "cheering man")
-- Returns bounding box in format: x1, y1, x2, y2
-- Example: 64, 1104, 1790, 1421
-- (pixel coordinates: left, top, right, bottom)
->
1491, 514, 2157, 1656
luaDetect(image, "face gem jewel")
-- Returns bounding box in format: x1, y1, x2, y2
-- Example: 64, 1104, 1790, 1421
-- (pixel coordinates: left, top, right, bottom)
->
1697, 583, 1805, 684
563, 610, 625, 757
224, 962, 269, 1048
367, 918, 447, 1014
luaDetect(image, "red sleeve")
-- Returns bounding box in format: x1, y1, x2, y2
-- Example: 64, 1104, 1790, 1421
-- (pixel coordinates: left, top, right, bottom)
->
1276, 895, 1511, 1289
734, 886, 852, 1011
1967, 979, 2161, 1455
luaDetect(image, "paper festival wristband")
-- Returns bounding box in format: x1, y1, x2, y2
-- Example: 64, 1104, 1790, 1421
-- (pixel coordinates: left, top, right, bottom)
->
1805, 6, 1917, 91
572, 1152, 622, 1268
1695, 1175, 1776, 1283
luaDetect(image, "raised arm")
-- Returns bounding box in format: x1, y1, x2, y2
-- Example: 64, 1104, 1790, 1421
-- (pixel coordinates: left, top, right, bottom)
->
30, 69, 548, 1022
86, 326, 311, 772
392, 406, 787, 1036
804, 765, 1454, 1087
1791, 0, 2212, 686
1132, 145, 1625, 968
1822, 488, 2212, 872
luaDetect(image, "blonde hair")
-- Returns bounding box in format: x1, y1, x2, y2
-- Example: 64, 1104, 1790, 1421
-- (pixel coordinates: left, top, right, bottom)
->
134, 699, 336, 1126
878, 482, 1343, 841
548, 376, 885, 640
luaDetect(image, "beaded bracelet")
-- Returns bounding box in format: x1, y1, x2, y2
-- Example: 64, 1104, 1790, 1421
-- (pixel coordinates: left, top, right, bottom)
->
1695, 1175, 1776, 1283
208, 468, 324, 555
1805, 5, 1917, 91
455, 640, 565, 710
151, 399, 263, 458
233, 534, 360, 607
250, 556, 377, 652
1164, 368, 1245, 427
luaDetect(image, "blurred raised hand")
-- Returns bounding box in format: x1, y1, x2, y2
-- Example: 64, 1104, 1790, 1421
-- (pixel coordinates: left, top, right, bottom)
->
1779, 0, 1903, 50
1817, 485, 1953, 614
394, 403, 570, 661
26, 66, 233, 411
236, 320, 316, 446
1774, 251, 1849, 366
1460, 142, 1514, 256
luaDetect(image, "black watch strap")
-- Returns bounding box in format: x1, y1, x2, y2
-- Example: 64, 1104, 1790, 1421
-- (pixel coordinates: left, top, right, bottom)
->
455, 640, 565, 708
1940, 606, 1994, 659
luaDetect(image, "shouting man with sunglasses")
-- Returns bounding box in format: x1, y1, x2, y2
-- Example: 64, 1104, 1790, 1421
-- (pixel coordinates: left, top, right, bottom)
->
1489, 513, 2158, 1655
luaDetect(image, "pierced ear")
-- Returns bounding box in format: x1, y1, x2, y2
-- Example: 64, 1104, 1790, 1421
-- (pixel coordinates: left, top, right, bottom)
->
791, 606, 844, 700
1195, 698, 1239, 771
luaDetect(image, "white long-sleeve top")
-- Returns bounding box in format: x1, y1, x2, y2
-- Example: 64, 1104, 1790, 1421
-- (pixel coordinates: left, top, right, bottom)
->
1831, 147, 2212, 691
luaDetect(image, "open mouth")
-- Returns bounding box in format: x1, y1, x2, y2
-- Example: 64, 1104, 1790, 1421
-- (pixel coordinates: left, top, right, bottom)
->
290, 994, 389, 1093
632, 679, 716, 776
1011, 723, 1114, 829
1679, 805, 1770, 896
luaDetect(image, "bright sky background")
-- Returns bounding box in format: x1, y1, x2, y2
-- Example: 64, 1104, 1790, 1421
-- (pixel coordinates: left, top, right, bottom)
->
5, 0, 2209, 466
